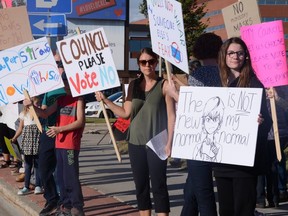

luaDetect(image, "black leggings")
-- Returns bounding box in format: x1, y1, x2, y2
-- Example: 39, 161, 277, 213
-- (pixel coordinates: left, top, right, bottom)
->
128, 143, 170, 213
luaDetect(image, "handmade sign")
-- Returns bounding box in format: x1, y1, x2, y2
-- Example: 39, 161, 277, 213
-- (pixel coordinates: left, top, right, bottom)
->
0, 6, 33, 50
241, 20, 288, 88
0, 37, 64, 105
147, 0, 189, 74
171, 86, 263, 167
56, 27, 121, 97
222, 0, 261, 38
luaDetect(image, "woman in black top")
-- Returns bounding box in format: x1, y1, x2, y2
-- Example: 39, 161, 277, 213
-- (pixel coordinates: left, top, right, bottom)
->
214, 37, 272, 216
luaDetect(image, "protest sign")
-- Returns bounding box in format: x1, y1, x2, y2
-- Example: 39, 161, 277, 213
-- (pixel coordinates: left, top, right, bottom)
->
147, 0, 189, 74
0, 37, 64, 105
171, 86, 262, 167
0, 6, 33, 50
56, 27, 120, 97
222, 0, 261, 38
4, 136, 22, 161
241, 20, 288, 87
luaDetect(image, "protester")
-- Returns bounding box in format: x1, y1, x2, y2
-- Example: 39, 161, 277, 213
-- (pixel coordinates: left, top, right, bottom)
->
24, 71, 85, 216
166, 32, 222, 216
95, 47, 176, 216
37, 54, 66, 216
257, 86, 288, 208
213, 37, 272, 216
12, 96, 43, 195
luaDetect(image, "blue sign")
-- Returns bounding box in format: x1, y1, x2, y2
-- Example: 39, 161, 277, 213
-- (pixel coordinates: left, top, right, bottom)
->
27, 0, 72, 14
29, 14, 67, 36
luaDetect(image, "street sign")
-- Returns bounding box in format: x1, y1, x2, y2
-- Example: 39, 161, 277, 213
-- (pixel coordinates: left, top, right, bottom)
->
29, 14, 67, 36
27, 0, 72, 14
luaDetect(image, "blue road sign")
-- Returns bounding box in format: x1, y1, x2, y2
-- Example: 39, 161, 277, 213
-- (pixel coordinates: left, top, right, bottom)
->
29, 14, 67, 36
27, 0, 72, 14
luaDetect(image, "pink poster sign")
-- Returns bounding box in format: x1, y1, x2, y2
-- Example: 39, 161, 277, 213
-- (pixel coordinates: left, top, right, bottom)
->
240, 20, 288, 87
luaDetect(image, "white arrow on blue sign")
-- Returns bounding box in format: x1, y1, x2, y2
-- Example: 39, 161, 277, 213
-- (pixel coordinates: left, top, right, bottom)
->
29, 14, 67, 36
27, 0, 72, 14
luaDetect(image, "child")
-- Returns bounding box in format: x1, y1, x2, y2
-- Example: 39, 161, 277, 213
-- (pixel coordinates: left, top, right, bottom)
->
12, 96, 43, 195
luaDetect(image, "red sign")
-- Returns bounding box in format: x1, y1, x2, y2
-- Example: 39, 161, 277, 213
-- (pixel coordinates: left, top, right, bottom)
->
76, 0, 116, 16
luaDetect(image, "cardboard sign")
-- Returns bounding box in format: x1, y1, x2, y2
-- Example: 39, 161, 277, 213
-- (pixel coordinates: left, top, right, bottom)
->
147, 0, 189, 74
171, 86, 262, 167
241, 20, 288, 88
222, 0, 261, 37
4, 136, 22, 161
0, 37, 64, 105
0, 6, 33, 50
56, 27, 120, 97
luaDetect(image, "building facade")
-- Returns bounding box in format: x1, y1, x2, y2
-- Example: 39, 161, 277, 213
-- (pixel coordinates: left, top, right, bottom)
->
198, 0, 288, 48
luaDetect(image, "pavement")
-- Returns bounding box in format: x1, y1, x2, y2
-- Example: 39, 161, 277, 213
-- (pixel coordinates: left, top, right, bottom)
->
0, 122, 288, 216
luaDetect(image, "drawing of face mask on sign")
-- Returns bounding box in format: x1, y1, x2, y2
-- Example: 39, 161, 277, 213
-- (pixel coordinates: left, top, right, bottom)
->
171, 42, 182, 63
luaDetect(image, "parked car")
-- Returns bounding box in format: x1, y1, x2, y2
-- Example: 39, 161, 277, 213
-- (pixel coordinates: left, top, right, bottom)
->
85, 91, 123, 118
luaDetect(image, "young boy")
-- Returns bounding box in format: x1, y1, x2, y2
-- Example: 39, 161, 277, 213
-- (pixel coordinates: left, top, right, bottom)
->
24, 72, 85, 216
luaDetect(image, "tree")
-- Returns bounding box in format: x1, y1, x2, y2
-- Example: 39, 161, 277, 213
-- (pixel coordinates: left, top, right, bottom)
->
139, 0, 209, 59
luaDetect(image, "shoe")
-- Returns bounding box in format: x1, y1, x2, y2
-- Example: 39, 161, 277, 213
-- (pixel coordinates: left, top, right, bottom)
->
71, 207, 85, 216
34, 186, 43, 194
17, 187, 29, 195
16, 173, 25, 182
39, 202, 58, 216
279, 191, 288, 203
54, 206, 72, 216
256, 202, 266, 208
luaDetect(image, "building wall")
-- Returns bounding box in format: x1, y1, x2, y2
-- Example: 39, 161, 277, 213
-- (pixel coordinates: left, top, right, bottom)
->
199, 0, 288, 48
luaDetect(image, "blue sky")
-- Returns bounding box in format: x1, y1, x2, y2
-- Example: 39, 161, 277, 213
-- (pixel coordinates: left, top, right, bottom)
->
130, 0, 145, 22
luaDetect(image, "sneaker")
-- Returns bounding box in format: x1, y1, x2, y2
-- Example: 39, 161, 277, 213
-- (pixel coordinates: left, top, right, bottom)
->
71, 207, 85, 216
34, 186, 43, 194
39, 202, 58, 216
17, 187, 29, 195
54, 207, 72, 216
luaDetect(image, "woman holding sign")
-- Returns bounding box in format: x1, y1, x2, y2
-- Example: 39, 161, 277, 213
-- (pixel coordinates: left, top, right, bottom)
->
214, 37, 272, 216
95, 47, 176, 216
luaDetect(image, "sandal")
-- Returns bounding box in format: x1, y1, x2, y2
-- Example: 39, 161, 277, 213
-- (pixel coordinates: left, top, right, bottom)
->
0, 161, 10, 168
9, 161, 19, 168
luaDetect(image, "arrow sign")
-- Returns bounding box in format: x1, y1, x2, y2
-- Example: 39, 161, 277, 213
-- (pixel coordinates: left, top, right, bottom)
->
34, 19, 63, 31
29, 14, 67, 36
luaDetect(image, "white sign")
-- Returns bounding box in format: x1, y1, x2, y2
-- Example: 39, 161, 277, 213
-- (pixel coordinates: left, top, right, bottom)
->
66, 20, 125, 70
0, 37, 64, 106
147, 0, 189, 73
171, 86, 263, 167
56, 27, 121, 97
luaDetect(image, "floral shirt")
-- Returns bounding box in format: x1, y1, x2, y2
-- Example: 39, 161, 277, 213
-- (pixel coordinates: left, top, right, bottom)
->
188, 65, 221, 87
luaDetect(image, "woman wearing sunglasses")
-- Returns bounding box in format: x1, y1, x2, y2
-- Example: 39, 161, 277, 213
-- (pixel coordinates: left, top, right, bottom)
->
95, 47, 176, 216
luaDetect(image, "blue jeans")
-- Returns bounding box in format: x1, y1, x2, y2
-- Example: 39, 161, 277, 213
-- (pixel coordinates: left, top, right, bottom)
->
181, 160, 217, 216
24, 155, 41, 188
39, 133, 59, 205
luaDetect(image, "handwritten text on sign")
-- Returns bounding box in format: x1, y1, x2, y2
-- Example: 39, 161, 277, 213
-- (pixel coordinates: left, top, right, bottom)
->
56, 27, 120, 97
241, 21, 288, 87
147, 0, 189, 73
0, 37, 63, 106
171, 86, 262, 167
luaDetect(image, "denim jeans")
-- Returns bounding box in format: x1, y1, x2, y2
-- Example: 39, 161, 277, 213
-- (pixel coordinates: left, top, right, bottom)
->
181, 160, 217, 216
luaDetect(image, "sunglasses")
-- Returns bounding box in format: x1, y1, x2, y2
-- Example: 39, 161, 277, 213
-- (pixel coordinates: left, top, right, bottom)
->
139, 59, 157, 66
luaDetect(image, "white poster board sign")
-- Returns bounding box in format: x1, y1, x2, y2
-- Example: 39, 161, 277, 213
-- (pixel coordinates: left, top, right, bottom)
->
0, 37, 64, 106
171, 86, 263, 167
56, 27, 120, 97
147, 0, 189, 74
222, 0, 261, 38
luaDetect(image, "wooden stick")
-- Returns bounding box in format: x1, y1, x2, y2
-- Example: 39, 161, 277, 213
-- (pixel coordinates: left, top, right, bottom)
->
75, 27, 121, 162
165, 59, 172, 84
159, 57, 162, 78
23, 89, 43, 133
269, 87, 282, 161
